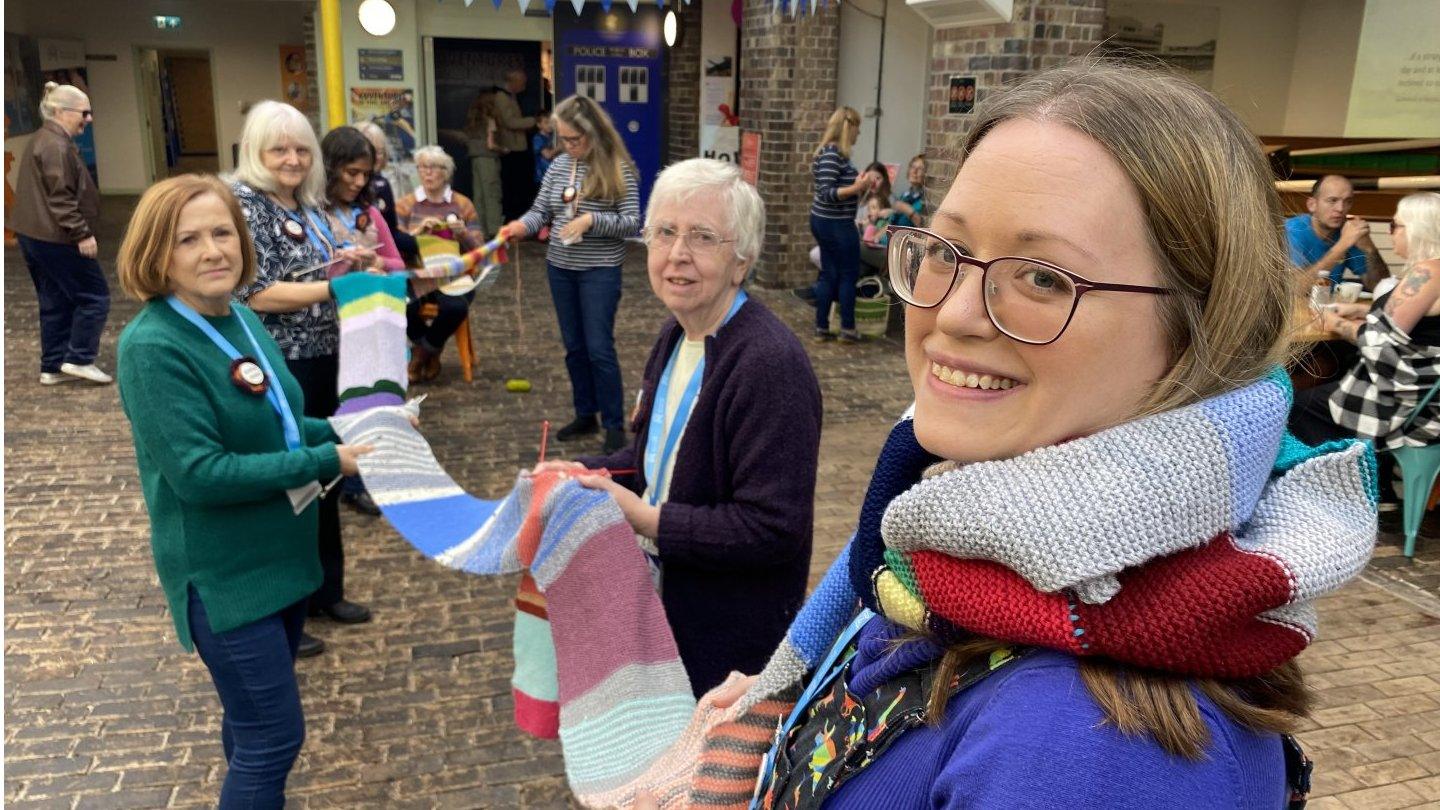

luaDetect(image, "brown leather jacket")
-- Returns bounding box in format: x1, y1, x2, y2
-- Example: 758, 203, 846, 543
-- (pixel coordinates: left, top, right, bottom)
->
7, 120, 99, 244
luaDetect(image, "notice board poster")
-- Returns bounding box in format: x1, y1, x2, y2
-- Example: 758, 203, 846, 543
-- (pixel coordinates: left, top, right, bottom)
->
278, 45, 313, 112
350, 86, 415, 161
1345, 0, 1440, 137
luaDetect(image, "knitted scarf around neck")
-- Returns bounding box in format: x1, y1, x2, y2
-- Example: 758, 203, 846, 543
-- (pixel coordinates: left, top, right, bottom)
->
746, 371, 1378, 714
623, 371, 1379, 809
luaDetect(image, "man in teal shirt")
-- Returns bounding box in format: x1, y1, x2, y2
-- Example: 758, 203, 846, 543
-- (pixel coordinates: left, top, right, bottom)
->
1285, 175, 1387, 289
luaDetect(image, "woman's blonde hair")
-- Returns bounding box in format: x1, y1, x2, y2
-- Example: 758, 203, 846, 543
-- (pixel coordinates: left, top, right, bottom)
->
39, 81, 88, 121
554, 95, 635, 202
1396, 192, 1440, 271
118, 175, 257, 302
815, 107, 862, 159
926, 59, 1305, 759
231, 100, 326, 208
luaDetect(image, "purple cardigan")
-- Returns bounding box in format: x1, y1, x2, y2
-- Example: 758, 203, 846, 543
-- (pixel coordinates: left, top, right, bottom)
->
580, 296, 822, 695
827, 618, 1289, 808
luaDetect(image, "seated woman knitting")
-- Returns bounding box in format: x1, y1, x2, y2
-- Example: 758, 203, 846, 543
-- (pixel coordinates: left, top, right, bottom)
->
621, 60, 1375, 809
394, 145, 483, 383
538, 158, 823, 698
1290, 191, 1440, 482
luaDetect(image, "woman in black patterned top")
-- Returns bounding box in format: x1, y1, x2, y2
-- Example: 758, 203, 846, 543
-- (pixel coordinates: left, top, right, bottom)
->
231, 101, 374, 657
499, 95, 641, 454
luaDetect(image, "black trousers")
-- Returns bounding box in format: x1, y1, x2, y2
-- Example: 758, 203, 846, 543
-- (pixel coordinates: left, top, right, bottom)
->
500, 151, 536, 221
284, 353, 347, 607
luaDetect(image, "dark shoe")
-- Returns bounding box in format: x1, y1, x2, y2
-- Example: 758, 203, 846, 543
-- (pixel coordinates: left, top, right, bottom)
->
838, 328, 863, 344
298, 632, 326, 658
341, 490, 381, 517
791, 286, 817, 303
603, 428, 627, 453
555, 415, 600, 441
813, 327, 836, 342
318, 599, 373, 624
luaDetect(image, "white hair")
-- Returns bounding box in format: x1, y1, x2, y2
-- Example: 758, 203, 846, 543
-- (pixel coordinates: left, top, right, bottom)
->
646, 158, 765, 267
1397, 192, 1440, 270
232, 100, 326, 208
413, 145, 455, 179
40, 82, 87, 121
355, 121, 388, 158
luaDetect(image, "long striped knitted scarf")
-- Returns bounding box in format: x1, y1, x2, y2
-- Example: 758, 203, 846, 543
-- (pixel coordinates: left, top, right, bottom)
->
325, 273, 695, 801
608, 370, 1379, 808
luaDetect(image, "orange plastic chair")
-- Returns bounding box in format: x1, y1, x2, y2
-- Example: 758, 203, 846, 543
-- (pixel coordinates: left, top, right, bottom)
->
418, 302, 476, 383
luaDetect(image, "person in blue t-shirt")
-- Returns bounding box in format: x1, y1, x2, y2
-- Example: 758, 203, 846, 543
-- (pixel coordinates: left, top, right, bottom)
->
1285, 174, 1387, 289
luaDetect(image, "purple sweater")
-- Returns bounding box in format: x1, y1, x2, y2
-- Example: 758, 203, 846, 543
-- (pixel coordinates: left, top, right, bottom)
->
580, 297, 822, 696
828, 617, 1289, 809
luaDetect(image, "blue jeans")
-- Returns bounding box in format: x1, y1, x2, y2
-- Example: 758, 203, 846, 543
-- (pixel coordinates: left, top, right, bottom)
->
546, 263, 624, 430
17, 234, 110, 372
811, 215, 860, 331
188, 586, 307, 809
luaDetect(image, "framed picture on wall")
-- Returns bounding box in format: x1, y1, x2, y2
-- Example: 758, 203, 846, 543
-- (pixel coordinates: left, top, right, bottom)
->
619, 66, 648, 104
577, 64, 606, 102
948, 75, 976, 115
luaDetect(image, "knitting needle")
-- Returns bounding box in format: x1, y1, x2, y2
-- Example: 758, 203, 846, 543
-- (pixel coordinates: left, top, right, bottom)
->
538, 420, 550, 465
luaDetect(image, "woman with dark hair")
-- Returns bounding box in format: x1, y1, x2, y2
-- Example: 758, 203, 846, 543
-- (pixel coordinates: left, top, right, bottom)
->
319, 126, 404, 517
319, 126, 404, 275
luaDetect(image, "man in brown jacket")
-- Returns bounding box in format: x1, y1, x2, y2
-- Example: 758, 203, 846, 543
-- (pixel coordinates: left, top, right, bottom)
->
494, 69, 537, 220
7, 82, 112, 386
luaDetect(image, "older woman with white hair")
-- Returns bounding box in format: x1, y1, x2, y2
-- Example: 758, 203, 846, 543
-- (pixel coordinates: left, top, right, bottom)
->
394, 144, 483, 383
230, 100, 374, 659
7, 81, 112, 385
543, 158, 823, 696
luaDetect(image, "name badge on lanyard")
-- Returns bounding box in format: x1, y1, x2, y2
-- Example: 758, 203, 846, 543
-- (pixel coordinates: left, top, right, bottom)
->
642, 289, 749, 507
165, 296, 320, 514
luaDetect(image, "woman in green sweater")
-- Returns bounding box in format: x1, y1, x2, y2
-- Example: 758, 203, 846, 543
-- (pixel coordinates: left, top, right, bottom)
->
116, 175, 370, 808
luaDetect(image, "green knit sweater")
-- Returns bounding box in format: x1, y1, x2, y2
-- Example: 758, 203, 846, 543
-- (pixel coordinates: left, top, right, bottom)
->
118, 300, 341, 650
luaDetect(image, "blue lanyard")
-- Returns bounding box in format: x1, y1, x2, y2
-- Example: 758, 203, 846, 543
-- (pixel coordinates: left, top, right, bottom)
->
749, 608, 875, 809
280, 204, 341, 259
165, 296, 302, 451
334, 204, 365, 235
642, 290, 747, 506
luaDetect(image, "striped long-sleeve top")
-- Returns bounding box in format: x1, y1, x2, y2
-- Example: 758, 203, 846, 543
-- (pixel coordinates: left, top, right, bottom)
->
811, 144, 860, 220
520, 153, 641, 271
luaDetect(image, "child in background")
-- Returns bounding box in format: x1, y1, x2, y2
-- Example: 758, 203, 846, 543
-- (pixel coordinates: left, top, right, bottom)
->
857, 161, 894, 247
533, 113, 557, 185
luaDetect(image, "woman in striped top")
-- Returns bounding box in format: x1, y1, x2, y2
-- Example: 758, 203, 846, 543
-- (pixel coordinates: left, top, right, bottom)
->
499, 95, 641, 453
811, 106, 878, 343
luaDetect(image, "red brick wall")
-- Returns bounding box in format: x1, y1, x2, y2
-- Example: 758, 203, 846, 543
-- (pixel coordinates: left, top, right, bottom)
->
666, 1, 704, 166
739, 0, 841, 288
922, 0, 1105, 203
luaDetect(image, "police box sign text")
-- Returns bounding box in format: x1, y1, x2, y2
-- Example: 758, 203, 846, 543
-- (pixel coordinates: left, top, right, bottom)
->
567, 45, 659, 59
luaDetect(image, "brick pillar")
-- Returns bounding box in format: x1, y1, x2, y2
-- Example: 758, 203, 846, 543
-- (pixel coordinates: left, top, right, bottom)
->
922, 0, 1105, 200
739, 0, 840, 288
666, 1, 704, 166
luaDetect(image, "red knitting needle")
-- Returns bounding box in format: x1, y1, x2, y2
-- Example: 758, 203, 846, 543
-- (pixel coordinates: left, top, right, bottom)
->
530, 419, 635, 476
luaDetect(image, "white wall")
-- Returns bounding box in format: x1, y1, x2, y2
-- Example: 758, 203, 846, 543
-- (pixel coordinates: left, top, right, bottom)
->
334, 0, 554, 145
838, 0, 929, 185
11, 0, 310, 193
1284, 0, 1364, 135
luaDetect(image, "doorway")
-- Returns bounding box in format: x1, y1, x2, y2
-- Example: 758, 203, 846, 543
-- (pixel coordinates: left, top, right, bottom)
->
135, 47, 219, 182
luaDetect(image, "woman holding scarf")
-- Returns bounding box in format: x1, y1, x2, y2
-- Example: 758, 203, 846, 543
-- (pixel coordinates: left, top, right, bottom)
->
498, 95, 641, 454
627, 62, 1376, 809
231, 101, 374, 659
319, 125, 405, 516
115, 175, 372, 807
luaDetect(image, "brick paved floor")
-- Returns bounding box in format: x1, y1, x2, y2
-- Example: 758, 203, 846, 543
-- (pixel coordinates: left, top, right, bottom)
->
5, 198, 1439, 808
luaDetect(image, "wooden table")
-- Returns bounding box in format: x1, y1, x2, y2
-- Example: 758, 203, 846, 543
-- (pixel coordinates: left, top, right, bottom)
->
1291, 300, 1338, 344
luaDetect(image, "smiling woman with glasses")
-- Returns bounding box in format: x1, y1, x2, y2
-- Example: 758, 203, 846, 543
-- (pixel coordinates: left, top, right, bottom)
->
537, 158, 822, 699
9, 80, 112, 386
607, 61, 1373, 810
